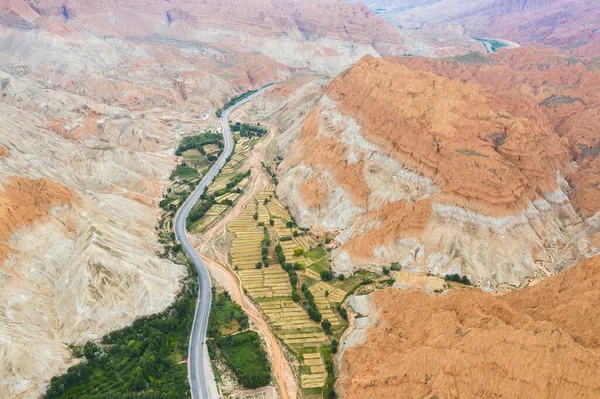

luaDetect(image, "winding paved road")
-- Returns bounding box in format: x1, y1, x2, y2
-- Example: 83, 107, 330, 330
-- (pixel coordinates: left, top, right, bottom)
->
174, 87, 270, 399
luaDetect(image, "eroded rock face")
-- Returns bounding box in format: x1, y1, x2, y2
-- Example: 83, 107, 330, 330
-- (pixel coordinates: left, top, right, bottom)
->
0, 8, 271, 398
338, 256, 600, 399
338, 255, 600, 398
279, 51, 600, 286
1, 0, 413, 73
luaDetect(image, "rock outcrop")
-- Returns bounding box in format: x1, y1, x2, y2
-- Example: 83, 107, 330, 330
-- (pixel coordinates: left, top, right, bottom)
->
279, 50, 600, 286
338, 255, 600, 398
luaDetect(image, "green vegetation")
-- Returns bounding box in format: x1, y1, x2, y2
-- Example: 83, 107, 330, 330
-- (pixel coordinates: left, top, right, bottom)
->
216, 90, 258, 116
216, 332, 271, 389
444, 273, 472, 285
43, 264, 198, 399
175, 133, 223, 157
186, 171, 251, 230
231, 122, 268, 138
172, 165, 198, 179
304, 245, 326, 261
207, 290, 271, 389
208, 291, 249, 337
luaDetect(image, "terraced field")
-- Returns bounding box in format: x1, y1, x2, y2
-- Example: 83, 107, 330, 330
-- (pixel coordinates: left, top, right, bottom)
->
188, 137, 257, 232
227, 185, 347, 397
300, 352, 327, 390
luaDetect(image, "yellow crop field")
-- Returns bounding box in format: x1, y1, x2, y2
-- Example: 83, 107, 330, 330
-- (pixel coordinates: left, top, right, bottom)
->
309, 281, 346, 303
259, 300, 326, 349
204, 144, 220, 154
226, 180, 343, 394
216, 192, 240, 202
301, 352, 327, 389
266, 199, 290, 221
238, 268, 291, 298
303, 268, 321, 281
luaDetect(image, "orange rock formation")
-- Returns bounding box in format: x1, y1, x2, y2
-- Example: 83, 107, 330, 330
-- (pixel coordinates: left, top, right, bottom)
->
279, 50, 593, 285
339, 256, 600, 398
0, 146, 9, 157
0, 177, 73, 262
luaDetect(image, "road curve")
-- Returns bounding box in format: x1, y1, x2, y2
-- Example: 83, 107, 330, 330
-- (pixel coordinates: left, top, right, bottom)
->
174, 87, 270, 399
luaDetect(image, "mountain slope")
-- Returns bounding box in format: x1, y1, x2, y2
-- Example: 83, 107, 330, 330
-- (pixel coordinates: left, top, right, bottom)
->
279, 49, 600, 286
338, 255, 600, 399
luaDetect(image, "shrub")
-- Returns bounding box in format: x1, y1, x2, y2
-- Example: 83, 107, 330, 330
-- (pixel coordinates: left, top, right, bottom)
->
255, 262, 263, 269
444, 274, 472, 285
293, 248, 304, 257
337, 274, 345, 281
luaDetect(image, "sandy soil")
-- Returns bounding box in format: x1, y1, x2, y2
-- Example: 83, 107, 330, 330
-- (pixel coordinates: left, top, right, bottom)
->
194, 131, 298, 399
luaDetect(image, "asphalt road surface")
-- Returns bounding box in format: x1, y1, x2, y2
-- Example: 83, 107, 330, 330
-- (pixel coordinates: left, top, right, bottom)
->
174, 87, 269, 399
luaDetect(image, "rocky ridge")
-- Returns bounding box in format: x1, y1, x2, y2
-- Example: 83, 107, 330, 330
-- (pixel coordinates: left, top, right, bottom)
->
338, 255, 600, 398
279, 49, 600, 286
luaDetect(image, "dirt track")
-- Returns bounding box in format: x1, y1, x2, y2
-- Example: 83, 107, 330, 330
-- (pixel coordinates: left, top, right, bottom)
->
194, 132, 298, 399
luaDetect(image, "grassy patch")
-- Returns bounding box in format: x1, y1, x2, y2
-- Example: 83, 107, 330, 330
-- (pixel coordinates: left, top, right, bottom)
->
309, 258, 328, 274
304, 245, 326, 262
172, 166, 198, 179
216, 331, 271, 389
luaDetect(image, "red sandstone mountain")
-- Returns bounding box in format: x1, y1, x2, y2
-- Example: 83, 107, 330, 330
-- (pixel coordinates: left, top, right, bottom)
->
279, 48, 600, 286
338, 255, 600, 398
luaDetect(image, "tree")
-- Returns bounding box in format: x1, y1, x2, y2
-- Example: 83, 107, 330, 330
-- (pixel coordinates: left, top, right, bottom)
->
269, 219, 275, 226
382, 266, 390, 276
293, 248, 304, 257
308, 306, 322, 322
336, 303, 348, 320
321, 319, 331, 333
337, 274, 345, 281
255, 262, 263, 269
330, 339, 339, 353
253, 212, 259, 221
292, 290, 301, 302
320, 270, 333, 281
